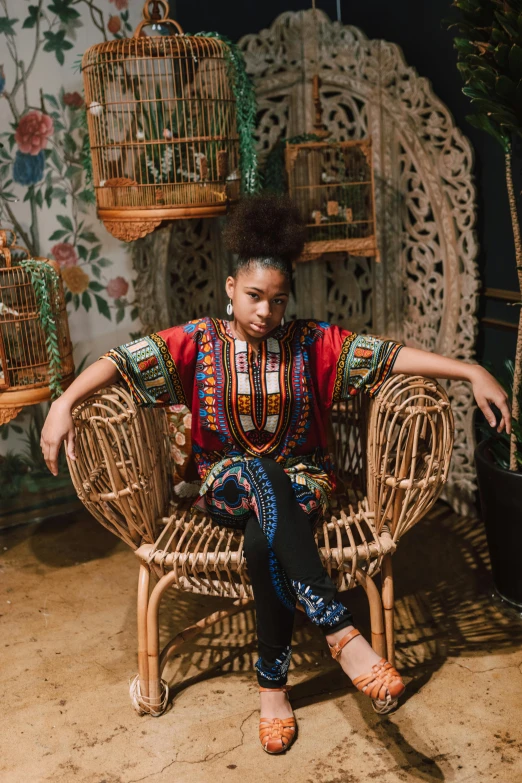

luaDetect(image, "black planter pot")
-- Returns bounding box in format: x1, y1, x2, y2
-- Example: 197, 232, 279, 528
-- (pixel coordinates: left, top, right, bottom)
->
475, 440, 522, 609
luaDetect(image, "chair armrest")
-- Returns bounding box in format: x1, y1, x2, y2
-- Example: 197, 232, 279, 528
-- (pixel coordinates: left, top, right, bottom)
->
366, 374, 454, 541
66, 384, 172, 549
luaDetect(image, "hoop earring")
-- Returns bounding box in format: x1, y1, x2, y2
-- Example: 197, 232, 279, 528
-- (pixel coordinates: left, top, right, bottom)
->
226, 299, 233, 316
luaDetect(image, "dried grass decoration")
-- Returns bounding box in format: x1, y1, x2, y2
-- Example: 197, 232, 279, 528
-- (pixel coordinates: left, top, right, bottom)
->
0, 229, 75, 425
81, 0, 258, 242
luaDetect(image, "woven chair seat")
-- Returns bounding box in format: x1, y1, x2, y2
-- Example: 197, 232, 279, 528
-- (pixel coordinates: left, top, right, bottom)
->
135, 496, 396, 600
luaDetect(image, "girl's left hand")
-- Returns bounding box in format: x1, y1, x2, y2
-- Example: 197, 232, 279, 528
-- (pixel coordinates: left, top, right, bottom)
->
470, 366, 512, 435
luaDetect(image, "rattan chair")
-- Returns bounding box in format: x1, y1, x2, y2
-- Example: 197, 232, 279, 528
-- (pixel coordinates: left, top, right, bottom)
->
67, 373, 453, 716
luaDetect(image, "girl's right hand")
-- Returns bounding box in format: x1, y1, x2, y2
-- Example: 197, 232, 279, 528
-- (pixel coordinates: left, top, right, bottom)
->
40, 397, 76, 476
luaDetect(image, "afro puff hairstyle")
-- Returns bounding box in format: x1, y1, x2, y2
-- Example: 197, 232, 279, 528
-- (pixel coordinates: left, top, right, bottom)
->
222, 193, 305, 279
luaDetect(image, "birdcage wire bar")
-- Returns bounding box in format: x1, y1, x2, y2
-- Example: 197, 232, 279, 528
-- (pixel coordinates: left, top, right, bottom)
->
286, 138, 379, 262
82, 1, 240, 242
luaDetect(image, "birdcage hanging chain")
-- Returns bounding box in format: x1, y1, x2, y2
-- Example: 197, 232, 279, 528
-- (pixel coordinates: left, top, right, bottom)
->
19, 260, 64, 400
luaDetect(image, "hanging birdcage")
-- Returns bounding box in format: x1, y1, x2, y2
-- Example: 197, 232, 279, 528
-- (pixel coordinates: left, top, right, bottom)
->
0, 230, 75, 425
286, 136, 379, 263
81, 0, 241, 242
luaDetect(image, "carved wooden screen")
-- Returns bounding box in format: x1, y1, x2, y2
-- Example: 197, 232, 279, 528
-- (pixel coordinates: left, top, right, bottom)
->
132, 10, 479, 515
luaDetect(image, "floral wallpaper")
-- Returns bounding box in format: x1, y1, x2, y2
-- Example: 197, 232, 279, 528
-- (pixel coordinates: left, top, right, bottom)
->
0, 0, 142, 510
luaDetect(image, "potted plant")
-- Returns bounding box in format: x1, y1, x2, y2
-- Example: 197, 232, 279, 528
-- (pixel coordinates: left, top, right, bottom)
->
446, 0, 522, 607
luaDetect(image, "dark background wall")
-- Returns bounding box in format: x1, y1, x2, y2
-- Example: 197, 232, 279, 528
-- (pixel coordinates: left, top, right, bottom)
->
174, 0, 519, 376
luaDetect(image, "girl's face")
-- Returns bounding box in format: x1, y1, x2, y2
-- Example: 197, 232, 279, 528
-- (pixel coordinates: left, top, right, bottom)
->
225, 264, 290, 341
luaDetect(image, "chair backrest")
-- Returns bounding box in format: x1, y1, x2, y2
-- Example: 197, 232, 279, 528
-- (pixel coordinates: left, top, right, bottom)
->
68, 385, 171, 547
328, 395, 370, 502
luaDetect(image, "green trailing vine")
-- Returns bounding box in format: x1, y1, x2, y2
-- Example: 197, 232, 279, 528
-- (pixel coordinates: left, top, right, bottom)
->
261, 133, 325, 194
19, 259, 64, 400
193, 31, 260, 194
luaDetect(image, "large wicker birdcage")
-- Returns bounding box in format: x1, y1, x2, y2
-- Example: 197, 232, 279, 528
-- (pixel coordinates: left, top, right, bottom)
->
81, 0, 241, 242
285, 137, 379, 263
0, 230, 75, 425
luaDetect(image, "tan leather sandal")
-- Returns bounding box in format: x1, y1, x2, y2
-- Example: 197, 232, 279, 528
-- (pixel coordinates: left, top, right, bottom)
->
328, 628, 405, 714
258, 685, 297, 754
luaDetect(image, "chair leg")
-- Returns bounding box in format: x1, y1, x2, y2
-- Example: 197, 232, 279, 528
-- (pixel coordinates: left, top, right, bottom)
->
146, 570, 180, 715
381, 554, 396, 668
129, 563, 153, 715
356, 567, 399, 715
355, 568, 386, 658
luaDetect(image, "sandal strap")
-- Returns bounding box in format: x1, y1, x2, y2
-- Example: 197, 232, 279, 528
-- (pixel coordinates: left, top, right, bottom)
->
327, 628, 361, 660
259, 685, 291, 693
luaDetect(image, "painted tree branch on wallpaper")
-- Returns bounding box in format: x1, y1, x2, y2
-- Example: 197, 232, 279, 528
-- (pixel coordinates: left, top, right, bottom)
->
0, 0, 139, 503
0, 0, 137, 324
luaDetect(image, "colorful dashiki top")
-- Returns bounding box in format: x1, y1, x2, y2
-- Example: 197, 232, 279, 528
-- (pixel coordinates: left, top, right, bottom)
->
101, 318, 402, 526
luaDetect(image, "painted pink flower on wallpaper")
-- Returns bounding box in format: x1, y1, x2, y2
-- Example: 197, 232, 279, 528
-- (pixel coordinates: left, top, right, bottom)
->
110, 0, 128, 10
15, 111, 54, 155
63, 92, 83, 108
106, 276, 129, 298
51, 242, 78, 268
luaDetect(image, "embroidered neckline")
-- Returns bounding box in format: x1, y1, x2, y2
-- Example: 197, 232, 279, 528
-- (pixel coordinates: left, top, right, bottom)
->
221, 318, 287, 343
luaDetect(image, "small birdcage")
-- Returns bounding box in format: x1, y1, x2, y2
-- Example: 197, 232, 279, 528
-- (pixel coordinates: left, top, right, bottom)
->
286, 137, 379, 262
0, 230, 75, 425
81, 0, 241, 242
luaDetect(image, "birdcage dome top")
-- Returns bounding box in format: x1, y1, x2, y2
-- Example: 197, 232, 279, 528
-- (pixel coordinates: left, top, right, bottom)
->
81, 29, 228, 67
81, 0, 229, 67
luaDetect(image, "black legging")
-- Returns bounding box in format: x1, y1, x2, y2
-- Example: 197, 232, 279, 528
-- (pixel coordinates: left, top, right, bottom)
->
207, 456, 354, 689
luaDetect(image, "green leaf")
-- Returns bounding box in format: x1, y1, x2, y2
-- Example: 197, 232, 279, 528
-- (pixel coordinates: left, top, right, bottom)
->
116, 307, 125, 324
79, 231, 98, 243
73, 294, 80, 310
466, 112, 510, 150
97, 257, 112, 268
77, 244, 88, 261
56, 214, 74, 231
91, 264, 101, 279
64, 290, 72, 304
495, 74, 517, 102
0, 16, 18, 35
78, 189, 96, 205
35, 189, 43, 208
43, 29, 74, 65
22, 5, 42, 29
49, 228, 69, 241
45, 185, 53, 209
130, 306, 139, 321
43, 93, 59, 109
471, 66, 497, 90
53, 188, 67, 206
88, 281, 104, 292
509, 43, 522, 82
81, 291, 92, 311
64, 164, 82, 180
89, 245, 101, 261
47, 0, 80, 23
94, 294, 111, 320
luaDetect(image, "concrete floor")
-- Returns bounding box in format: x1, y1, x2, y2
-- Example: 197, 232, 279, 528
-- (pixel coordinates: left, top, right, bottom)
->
1, 502, 521, 783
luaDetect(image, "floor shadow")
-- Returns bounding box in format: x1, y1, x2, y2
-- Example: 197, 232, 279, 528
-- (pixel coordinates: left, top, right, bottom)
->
0, 508, 122, 568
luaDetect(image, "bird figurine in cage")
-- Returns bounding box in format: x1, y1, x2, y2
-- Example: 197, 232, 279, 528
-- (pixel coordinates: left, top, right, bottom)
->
81, 0, 241, 242
0, 230, 75, 425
